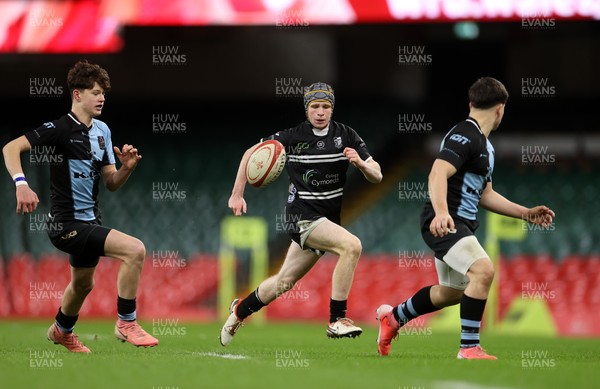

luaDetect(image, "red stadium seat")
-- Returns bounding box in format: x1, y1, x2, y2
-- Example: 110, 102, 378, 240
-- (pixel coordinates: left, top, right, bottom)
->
2, 252, 599, 335
0, 258, 9, 316
7, 254, 36, 316
560, 255, 585, 280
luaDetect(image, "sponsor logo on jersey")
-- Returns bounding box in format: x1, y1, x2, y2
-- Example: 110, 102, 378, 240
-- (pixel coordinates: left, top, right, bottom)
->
73, 170, 99, 180
316, 140, 325, 150
302, 169, 318, 184
449, 133, 470, 145
302, 169, 340, 187
466, 186, 483, 196
287, 183, 297, 203
97, 136, 106, 150
289, 142, 310, 154
334, 137, 342, 149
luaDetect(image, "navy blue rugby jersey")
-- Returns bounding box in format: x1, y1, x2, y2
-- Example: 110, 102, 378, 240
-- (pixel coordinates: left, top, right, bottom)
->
262, 120, 372, 223
25, 112, 116, 222
424, 117, 495, 222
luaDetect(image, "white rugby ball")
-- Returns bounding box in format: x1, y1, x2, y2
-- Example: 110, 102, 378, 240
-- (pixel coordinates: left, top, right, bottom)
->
246, 140, 286, 188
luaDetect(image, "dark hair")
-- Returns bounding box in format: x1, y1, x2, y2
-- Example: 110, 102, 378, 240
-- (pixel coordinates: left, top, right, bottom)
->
468, 77, 508, 109
67, 60, 111, 94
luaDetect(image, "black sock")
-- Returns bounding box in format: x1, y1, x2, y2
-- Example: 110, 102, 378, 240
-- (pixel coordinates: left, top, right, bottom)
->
55, 307, 78, 333
394, 286, 439, 326
329, 299, 347, 323
236, 288, 266, 320
117, 296, 136, 321
460, 293, 487, 348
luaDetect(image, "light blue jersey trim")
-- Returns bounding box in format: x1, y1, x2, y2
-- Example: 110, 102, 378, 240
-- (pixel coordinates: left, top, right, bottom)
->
457, 172, 485, 220
91, 119, 116, 165
69, 159, 97, 221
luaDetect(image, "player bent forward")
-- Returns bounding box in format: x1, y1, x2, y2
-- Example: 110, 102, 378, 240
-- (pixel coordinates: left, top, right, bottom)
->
220, 82, 382, 346
2, 61, 158, 353
376, 77, 555, 359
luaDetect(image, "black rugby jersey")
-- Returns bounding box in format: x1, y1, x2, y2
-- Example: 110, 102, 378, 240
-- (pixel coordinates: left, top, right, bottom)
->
25, 112, 116, 222
424, 117, 494, 223
262, 120, 371, 223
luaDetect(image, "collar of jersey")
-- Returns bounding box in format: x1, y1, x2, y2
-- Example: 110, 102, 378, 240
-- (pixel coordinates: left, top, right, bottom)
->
68, 111, 93, 130
466, 117, 483, 135
311, 126, 329, 136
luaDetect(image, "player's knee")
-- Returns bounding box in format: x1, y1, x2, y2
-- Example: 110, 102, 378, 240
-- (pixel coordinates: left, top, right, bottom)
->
341, 235, 362, 260
481, 263, 495, 286
470, 259, 495, 287
129, 239, 146, 264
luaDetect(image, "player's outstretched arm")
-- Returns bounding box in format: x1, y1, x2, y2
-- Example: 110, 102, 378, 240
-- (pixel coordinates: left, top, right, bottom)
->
343, 147, 382, 183
101, 144, 142, 192
228, 143, 260, 216
428, 159, 457, 237
2, 136, 40, 214
479, 182, 555, 227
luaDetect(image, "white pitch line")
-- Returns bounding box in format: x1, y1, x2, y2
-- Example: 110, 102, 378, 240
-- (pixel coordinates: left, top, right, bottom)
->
193, 352, 249, 360
433, 381, 516, 389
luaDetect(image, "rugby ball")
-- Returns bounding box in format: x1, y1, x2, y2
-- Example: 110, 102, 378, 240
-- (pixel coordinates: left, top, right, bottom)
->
246, 140, 286, 188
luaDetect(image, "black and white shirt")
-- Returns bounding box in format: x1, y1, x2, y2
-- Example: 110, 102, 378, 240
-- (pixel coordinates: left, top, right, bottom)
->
263, 120, 371, 223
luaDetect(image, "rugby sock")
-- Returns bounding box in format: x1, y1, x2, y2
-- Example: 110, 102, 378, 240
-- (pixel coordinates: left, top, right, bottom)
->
392, 286, 440, 326
117, 296, 137, 321
459, 293, 486, 348
55, 307, 78, 334
236, 288, 266, 320
329, 299, 347, 323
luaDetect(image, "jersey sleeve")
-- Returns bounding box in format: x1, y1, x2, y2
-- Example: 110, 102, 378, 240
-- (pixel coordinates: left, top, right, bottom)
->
437, 127, 476, 170
261, 128, 293, 147
101, 127, 116, 166
24, 121, 62, 147
347, 127, 371, 161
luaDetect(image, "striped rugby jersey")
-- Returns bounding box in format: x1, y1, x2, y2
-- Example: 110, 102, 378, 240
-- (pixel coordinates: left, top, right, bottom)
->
262, 120, 371, 223
25, 112, 116, 222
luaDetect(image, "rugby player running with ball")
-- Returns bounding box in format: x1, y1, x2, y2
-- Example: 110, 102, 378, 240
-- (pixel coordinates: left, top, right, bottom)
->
220, 82, 382, 346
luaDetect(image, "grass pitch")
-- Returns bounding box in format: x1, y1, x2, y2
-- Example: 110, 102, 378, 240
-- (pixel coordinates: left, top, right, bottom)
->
1, 320, 599, 389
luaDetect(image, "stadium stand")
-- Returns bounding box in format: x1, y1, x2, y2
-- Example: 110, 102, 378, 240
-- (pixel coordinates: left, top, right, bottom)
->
2, 252, 599, 335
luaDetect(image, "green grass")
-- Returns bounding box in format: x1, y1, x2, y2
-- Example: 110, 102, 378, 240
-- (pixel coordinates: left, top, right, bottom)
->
1, 320, 599, 389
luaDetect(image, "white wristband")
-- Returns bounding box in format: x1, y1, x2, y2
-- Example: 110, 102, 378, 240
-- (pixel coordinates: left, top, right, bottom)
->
12, 173, 28, 187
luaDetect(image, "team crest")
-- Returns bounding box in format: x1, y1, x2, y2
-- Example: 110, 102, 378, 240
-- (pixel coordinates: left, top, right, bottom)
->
97, 136, 106, 150
334, 136, 342, 149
